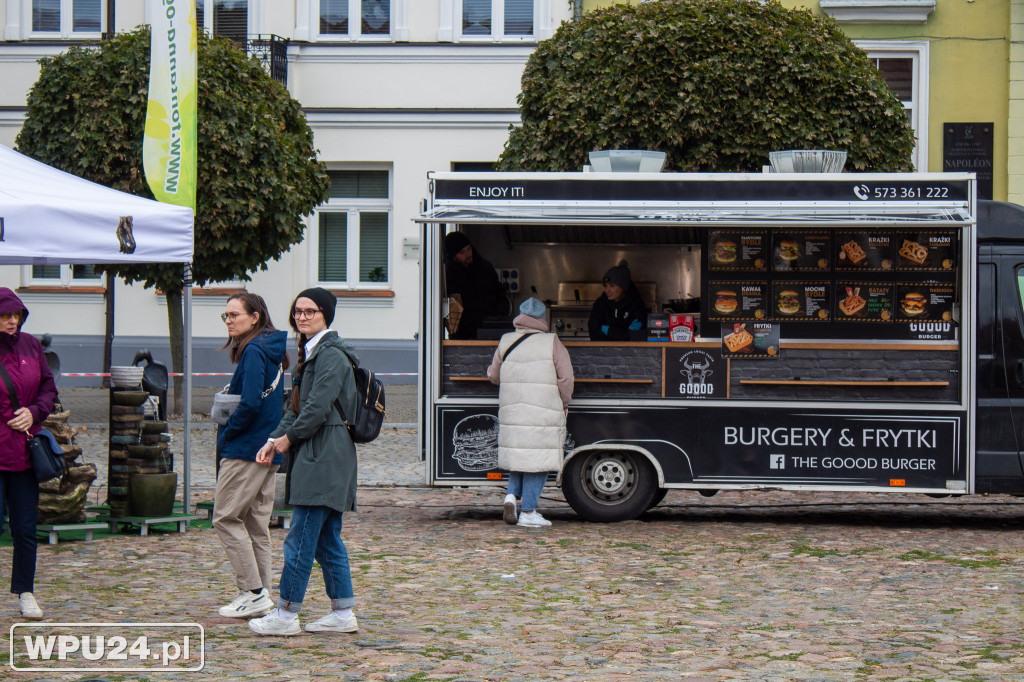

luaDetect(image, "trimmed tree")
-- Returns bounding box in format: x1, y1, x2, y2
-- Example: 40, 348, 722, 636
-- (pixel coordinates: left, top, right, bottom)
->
16, 28, 330, 412
499, 0, 915, 172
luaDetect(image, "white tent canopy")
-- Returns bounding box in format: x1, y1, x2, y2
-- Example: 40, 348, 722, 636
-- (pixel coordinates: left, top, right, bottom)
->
0, 144, 193, 264
0, 143, 196, 510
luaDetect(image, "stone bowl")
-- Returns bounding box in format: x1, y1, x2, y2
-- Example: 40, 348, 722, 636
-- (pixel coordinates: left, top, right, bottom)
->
130, 473, 177, 517
142, 421, 168, 434
112, 391, 149, 407
127, 444, 165, 459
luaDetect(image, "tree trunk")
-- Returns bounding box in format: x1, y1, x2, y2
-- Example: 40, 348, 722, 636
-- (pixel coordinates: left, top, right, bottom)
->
102, 272, 115, 388
165, 288, 185, 416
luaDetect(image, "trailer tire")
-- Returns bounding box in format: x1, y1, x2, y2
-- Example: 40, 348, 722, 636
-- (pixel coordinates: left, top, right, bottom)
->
562, 450, 658, 522
647, 488, 668, 510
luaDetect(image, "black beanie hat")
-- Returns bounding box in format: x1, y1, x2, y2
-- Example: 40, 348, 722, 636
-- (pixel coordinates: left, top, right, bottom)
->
602, 260, 632, 291
444, 231, 472, 259
294, 287, 337, 327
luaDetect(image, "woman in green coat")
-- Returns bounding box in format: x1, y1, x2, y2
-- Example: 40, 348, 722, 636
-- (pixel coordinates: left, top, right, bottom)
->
249, 287, 362, 637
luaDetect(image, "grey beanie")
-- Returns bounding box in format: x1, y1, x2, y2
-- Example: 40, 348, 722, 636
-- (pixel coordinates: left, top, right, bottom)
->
519, 297, 546, 319
603, 260, 632, 290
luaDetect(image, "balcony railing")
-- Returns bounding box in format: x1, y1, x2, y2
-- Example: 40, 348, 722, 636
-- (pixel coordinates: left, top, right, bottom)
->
245, 34, 289, 86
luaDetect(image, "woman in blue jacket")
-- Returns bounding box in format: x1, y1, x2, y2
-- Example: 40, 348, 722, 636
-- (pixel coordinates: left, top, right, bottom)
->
213, 293, 290, 619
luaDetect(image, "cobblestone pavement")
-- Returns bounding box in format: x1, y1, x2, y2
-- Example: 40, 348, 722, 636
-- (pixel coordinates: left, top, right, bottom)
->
7, 386, 1024, 680
5, 488, 1024, 680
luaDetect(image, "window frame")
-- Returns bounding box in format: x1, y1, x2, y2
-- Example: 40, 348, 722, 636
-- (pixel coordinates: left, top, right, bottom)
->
12, 0, 105, 40
298, 0, 408, 42
22, 264, 104, 288
439, 0, 553, 43
195, 0, 260, 39
309, 166, 394, 292
855, 40, 929, 172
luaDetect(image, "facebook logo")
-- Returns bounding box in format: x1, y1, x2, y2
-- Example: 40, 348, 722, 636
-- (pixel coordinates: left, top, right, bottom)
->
770, 454, 785, 469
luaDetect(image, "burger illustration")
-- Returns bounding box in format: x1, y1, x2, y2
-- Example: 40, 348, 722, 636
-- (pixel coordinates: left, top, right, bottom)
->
777, 240, 800, 262
777, 289, 801, 316
901, 291, 927, 316
713, 240, 737, 264
713, 290, 738, 315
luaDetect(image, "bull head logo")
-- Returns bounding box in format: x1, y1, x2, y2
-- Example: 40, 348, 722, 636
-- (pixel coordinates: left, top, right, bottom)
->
116, 215, 136, 254
681, 355, 713, 385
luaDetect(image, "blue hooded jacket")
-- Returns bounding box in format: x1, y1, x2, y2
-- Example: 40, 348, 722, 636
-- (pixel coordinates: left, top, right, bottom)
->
217, 329, 288, 465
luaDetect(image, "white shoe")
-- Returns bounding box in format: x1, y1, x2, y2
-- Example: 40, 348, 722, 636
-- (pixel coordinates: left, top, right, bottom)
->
248, 610, 300, 637
304, 612, 359, 633
502, 494, 518, 525
517, 511, 552, 527
19, 593, 42, 620
219, 589, 274, 618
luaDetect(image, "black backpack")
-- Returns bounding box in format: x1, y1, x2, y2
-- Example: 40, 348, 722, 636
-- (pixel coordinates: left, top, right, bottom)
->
335, 352, 386, 443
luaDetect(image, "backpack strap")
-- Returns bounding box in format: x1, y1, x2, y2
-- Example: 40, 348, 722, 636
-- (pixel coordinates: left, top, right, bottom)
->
501, 331, 539, 362
0, 360, 21, 411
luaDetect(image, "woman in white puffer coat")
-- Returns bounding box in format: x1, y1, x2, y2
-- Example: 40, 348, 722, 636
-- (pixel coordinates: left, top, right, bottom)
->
487, 297, 574, 527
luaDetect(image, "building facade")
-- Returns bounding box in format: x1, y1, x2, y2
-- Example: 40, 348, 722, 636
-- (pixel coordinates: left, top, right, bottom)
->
0, 0, 572, 383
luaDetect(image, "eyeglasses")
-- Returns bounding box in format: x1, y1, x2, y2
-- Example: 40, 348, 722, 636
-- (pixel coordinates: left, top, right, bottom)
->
293, 309, 321, 320
220, 312, 244, 323
0, 312, 19, 322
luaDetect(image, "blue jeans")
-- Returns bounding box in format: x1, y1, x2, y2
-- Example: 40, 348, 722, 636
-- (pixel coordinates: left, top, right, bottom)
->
277, 505, 354, 613
0, 468, 38, 594
507, 472, 547, 513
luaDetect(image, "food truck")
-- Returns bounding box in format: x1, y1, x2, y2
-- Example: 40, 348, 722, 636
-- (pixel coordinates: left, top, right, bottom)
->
416, 170, 1024, 522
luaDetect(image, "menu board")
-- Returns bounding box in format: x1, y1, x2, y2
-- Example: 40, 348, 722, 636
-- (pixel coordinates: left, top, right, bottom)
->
771, 230, 831, 272
834, 283, 894, 322
722, 322, 780, 359
771, 281, 831, 321
894, 283, 955, 322
835, 232, 895, 271
895, 231, 957, 271
706, 281, 767, 321
707, 231, 767, 270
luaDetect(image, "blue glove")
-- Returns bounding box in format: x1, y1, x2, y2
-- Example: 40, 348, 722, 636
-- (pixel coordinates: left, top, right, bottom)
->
601, 325, 610, 336
628, 318, 642, 331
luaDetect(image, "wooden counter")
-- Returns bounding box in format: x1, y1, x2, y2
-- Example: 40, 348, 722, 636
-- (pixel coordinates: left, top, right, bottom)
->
440, 338, 960, 403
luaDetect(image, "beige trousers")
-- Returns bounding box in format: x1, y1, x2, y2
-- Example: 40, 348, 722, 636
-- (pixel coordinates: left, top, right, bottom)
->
212, 458, 279, 592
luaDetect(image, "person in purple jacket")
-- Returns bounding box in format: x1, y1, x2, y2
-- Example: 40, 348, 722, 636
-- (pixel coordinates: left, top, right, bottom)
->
0, 288, 57, 621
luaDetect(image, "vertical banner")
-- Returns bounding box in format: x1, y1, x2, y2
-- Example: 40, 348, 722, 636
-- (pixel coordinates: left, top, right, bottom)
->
144, 0, 198, 211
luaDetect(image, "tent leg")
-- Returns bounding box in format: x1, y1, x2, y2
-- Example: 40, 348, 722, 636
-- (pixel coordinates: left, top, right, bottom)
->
183, 263, 193, 514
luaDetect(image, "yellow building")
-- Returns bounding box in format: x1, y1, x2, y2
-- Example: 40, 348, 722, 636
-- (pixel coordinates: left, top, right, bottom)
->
583, 0, 1023, 203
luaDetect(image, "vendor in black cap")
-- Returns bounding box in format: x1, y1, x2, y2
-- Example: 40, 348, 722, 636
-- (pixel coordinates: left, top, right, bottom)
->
443, 231, 509, 339
588, 260, 647, 341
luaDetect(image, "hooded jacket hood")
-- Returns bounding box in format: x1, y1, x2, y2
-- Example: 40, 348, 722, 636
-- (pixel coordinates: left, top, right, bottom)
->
250, 329, 288, 366
0, 288, 29, 329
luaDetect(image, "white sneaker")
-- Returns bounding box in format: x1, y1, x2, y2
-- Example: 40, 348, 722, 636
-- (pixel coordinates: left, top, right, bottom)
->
304, 612, 359, 633
219, 589, 274, 618
19, 593, 42, 620
502, 494, 518, 525
517, 511, 552, 527
248, 610, 300, 637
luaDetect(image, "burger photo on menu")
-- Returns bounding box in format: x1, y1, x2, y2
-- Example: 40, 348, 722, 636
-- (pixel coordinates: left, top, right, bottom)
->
776, 289, 801, 316
777, 239, 800, 263
900, 291, 927, 317
713, 290, 739, 315
713, 239, 737, 264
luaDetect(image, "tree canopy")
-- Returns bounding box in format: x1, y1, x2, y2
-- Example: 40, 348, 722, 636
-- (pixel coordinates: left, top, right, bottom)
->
16, 27, 330, 292
498, 0, 915, 173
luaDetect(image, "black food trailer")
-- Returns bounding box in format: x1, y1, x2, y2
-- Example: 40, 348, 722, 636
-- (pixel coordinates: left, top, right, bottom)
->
416, 170, 1024, 522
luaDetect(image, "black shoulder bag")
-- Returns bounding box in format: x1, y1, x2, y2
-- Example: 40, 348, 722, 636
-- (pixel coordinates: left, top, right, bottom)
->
0, 359, 65, 482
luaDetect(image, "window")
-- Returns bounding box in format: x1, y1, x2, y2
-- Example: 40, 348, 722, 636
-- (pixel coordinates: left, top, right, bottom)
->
858, 41, 929, 171
22, 0, 103, 38
25, 264, 102, 287
315, 170, 391, 288
440, 0, 553, 42
196, 0, 248, 42
319, 0, 391, 37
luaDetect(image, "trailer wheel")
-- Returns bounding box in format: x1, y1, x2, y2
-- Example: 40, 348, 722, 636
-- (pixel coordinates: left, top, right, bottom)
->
562, 450, 658, 522
647, 488, 668, 510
